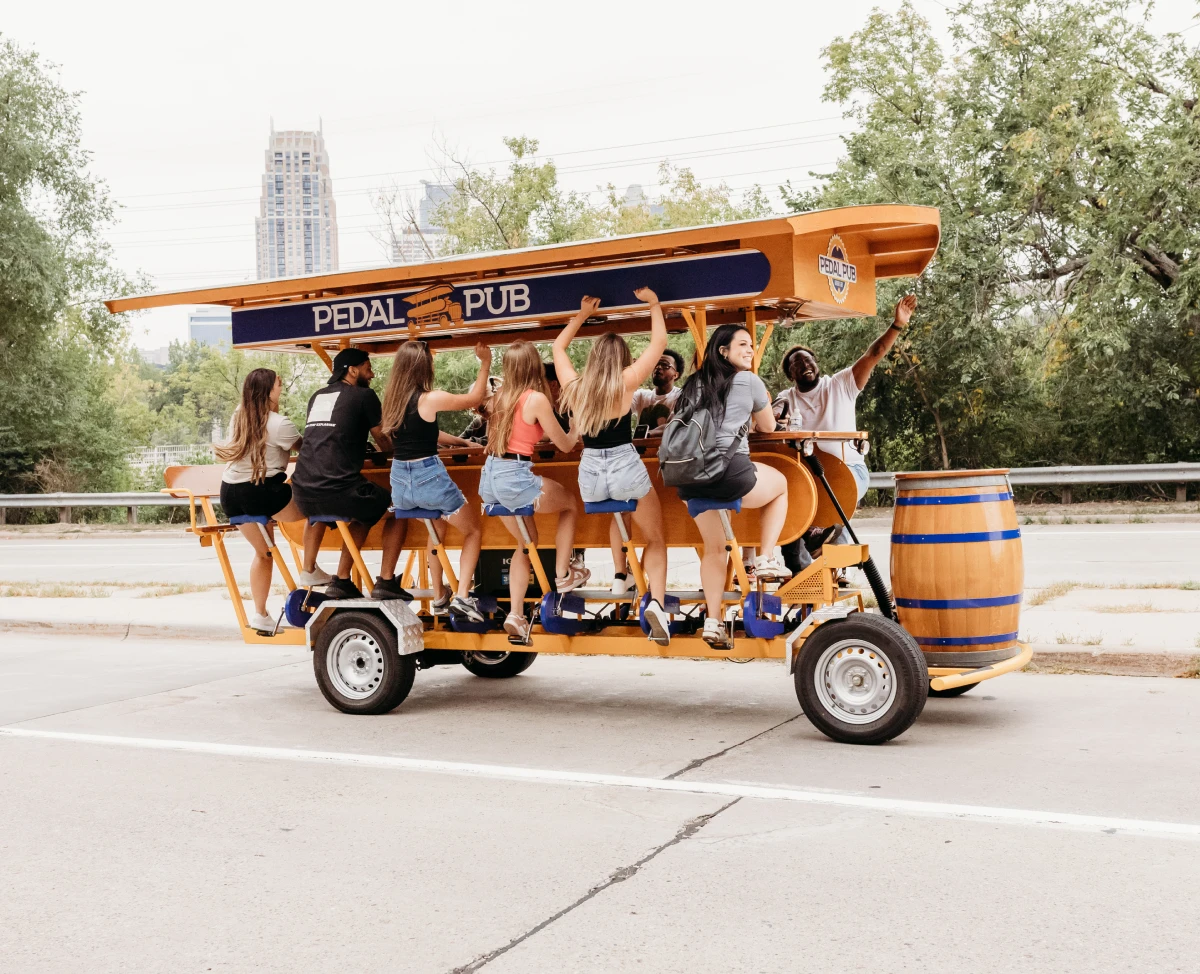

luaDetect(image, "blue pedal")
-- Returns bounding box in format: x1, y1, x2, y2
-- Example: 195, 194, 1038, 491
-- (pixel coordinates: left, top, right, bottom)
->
742, 592, 785, 639
284, 587, 328, 628
449, 595, 499, 633
540, 592, 587, 635
638, 592, 684, 637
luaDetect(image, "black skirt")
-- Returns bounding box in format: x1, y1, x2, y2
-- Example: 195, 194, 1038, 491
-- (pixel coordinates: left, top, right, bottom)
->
676, 453, 758, 502
220, 473, 292, 519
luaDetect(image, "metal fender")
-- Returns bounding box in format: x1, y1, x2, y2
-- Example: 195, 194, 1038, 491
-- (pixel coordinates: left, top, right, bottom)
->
784, 604, 863, 674
305, 598, 425, 656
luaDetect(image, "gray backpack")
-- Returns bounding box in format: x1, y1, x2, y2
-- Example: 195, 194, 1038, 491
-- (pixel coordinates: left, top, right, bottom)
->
657, 393, 745, 487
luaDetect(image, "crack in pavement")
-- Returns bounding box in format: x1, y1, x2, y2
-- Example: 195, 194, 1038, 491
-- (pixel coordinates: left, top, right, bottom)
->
448, 798, 740, 973
664, 714, 803, 780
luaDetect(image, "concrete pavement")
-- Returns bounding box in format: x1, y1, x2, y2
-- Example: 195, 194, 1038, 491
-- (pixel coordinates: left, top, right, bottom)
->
2, 628, 1199, 972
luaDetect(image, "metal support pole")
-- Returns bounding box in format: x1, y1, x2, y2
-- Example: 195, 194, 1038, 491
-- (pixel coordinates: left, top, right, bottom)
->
59, 506, 71, 524
128, 505, 138, 525
1177, 484, 1188, 503
1061, 486, 1072, 505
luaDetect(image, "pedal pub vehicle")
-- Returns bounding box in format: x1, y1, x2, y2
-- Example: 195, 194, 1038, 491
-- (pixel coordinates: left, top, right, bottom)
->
106, 206, 1031, 744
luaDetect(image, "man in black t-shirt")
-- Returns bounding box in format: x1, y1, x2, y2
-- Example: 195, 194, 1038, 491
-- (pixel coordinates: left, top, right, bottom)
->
292, 348, 405, 600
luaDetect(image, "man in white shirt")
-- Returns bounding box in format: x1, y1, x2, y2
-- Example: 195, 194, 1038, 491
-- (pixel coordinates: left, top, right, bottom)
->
630, 348, 684, 435
774, 295, 916, 570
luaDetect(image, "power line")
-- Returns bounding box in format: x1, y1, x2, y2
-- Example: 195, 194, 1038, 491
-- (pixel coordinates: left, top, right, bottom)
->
114, 114, 847, 202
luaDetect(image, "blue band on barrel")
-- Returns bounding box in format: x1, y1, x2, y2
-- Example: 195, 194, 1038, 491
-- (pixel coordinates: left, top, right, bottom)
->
915, 632, 1019, 646
895, 594, 1022, 609
895, 492, 1013, 506
891, 529, 1021, 544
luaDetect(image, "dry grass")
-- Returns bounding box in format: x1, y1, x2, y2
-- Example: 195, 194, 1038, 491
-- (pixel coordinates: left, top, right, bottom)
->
0, 582, 113, 598
1028, 579, 1199, 607
1089, 601, 1186, 614
135, 582, 219, 599
1029, 581, 1080, 606
1056, 632, 1104, 646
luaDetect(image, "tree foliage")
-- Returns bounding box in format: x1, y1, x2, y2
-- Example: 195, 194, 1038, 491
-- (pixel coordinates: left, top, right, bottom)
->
0, 37, 143, 492
778, 0, 1200, 470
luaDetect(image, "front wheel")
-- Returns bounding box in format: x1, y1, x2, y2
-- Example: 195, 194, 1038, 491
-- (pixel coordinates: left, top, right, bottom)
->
313, 610, 416, 715
461, 651, 537, 679
795, 614, 927, 744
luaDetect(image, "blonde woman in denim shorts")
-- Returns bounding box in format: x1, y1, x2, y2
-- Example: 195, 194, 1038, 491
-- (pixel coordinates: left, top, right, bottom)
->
553, 289, 673, 645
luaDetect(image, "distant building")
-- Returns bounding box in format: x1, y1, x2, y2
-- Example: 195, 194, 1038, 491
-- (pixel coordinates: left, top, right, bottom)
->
392, 181, 453, 264
255, 122, 339, 279
622, 183, 665, 218
142, 346, 171, 367
188, 307, 232, 347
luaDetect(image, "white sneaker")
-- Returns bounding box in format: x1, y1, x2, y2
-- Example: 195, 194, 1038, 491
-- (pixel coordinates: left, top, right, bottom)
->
299, 566, 333, 586
753, 556, 792, 581
701, 618, 733, 650
249, 611, 276, 633
503, 612, 532, 644
612, 573, 631, 597
643, 599, 671, 645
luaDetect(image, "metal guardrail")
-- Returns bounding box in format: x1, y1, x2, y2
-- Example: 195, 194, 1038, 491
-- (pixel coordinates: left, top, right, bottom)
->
0, 462, 1196, 523
868, 463, 1200, 503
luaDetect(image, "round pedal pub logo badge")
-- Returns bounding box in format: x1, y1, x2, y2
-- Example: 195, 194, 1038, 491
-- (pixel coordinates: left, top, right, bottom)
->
817, 233, 857, 305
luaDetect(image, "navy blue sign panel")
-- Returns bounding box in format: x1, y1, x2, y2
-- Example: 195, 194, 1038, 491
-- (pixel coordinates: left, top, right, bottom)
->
231, 249, 772, 347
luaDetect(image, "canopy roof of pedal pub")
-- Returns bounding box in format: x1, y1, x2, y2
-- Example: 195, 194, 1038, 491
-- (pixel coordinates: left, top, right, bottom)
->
106, 204, 940, 356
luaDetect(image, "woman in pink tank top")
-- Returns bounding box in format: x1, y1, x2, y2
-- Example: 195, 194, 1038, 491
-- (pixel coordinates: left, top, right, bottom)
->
480, 341, 586, 642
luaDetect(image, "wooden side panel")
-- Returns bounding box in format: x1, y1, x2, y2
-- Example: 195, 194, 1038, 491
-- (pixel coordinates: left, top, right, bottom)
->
277, 452, 819, 552
792, 230, 878, 318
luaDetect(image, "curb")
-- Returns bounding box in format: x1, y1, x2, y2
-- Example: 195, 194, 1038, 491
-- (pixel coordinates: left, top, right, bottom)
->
0, 619, 242, 643
4, 619, 1198, 677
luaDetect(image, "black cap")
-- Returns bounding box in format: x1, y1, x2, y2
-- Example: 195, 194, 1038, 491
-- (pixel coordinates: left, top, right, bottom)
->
330, 347, 370, 382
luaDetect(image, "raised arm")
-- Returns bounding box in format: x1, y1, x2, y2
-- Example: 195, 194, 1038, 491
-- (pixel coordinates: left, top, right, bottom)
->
851, 295, 915, 390
623, 287, 668, 392
552, 295, 601, 387
525, 390, 579, 453
423, 343, 493, 416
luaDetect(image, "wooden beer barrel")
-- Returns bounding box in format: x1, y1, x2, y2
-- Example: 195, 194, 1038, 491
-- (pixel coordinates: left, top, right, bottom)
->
890, 469, 1023, 666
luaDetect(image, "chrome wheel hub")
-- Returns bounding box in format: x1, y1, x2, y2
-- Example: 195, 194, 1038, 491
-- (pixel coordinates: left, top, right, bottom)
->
327, 628, 384, 699
464, 651, 511, 666
814, 638, 896, 725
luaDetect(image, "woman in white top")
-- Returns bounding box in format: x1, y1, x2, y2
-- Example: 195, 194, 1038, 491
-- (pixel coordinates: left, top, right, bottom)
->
216, 368, 304, 631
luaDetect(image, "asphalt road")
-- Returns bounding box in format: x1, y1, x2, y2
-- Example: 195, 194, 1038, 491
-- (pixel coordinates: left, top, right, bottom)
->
2, 629, 1197, 973
2, 521, 1197, 589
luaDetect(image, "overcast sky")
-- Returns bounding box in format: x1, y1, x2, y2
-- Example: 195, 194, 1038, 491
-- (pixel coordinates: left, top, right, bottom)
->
7, 0, 1198, 349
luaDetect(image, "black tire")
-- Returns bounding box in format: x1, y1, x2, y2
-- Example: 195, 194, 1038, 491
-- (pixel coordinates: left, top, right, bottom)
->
795, 613, 927, 745
312, 610, 416, 715
461, 651, 538, 679
928, 681, 977, 698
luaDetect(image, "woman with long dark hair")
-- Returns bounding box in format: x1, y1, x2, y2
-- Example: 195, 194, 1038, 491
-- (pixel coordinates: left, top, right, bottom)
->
676, 324, 790, 648
377, 339, 491, 621
216, 368, 304, 631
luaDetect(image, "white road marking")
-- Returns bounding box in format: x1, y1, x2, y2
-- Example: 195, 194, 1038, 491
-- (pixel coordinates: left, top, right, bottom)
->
3, 727, 1197, 841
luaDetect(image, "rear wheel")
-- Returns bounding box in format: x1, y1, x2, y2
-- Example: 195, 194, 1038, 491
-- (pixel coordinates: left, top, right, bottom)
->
461, 651, 537, 679
929, 681, 977, 698
313, 610, 416, 715
795, 613, 927, 744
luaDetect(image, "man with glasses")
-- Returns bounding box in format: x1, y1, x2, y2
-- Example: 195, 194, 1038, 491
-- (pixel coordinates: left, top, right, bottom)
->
631, 348, 685, 435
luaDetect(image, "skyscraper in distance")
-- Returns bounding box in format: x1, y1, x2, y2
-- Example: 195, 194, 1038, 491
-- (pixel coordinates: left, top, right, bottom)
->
255, 122, 339, 279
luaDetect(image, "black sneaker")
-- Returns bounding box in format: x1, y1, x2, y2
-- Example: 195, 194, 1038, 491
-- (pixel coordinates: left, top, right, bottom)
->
325, 577, 364, 600
370, 576, 413, 601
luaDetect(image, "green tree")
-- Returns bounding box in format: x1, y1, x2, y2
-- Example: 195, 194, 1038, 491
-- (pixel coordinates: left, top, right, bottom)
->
782, 0, 1200, 470
0, 37, 142, 493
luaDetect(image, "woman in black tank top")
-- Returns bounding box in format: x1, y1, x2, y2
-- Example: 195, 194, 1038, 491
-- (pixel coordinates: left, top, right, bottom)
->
552, 290, 674, 646
581, 411, 633, 450
377, 340, 493, 622
394, 390, 441, 460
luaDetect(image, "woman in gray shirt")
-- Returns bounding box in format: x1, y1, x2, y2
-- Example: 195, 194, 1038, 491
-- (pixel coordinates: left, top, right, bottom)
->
674, 324, 791, 647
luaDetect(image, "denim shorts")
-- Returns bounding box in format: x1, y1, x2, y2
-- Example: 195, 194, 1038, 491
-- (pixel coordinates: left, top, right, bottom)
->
478, 455, 543, 511
578, 444, 652, 503
390, 456, 466, 517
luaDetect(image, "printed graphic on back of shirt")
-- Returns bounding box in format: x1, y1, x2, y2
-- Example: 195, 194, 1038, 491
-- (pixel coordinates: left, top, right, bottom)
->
308, 391, 341, 425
